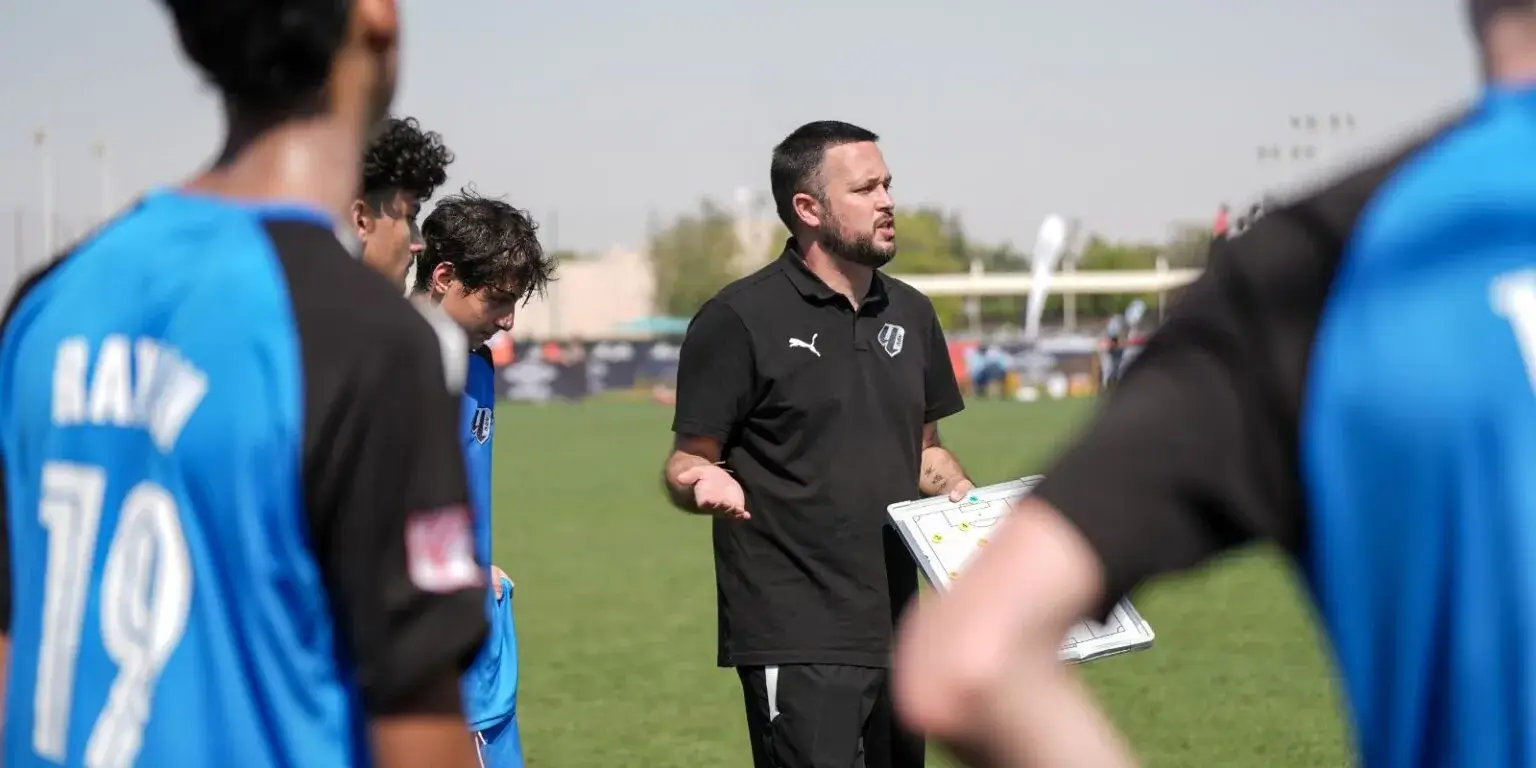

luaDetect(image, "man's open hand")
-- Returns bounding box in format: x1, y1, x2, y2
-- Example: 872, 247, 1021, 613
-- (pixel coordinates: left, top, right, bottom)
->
676, 464, 749, 521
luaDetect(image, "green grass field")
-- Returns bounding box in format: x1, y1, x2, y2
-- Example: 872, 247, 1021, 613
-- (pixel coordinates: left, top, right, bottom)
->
492, 398, 1352, 766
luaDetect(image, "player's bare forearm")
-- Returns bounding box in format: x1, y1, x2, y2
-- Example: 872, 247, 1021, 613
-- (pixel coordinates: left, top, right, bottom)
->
944, 655, 1137, 767
894, 499, 1135, 766
371, 676, 482, 768
919, 422, 970, 497
372, 717, 481, 768
663, 434, 722, 512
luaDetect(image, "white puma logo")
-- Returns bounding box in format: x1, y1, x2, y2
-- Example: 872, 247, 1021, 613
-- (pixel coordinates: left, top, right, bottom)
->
788, 333, 820, 357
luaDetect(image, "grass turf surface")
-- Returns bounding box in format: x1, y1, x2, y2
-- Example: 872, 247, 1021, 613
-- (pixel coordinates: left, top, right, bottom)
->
492, 398, 1352, 766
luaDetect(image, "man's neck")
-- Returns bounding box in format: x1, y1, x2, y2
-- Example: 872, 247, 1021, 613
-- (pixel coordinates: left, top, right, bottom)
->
798, 237, 873, 308
183, 112, 365, 223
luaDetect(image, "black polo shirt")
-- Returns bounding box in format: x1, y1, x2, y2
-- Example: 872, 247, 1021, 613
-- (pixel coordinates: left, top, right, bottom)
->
673, 241, 965, 668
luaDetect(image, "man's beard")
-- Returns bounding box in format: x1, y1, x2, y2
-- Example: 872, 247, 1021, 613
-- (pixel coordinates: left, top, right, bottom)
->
819, 216, 895, 268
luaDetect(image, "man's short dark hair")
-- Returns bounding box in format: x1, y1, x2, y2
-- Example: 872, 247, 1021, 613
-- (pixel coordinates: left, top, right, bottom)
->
158, 0, 348, 113
362, 117, 454, 210
414, 190, 557, 305
770, 121, 880, 231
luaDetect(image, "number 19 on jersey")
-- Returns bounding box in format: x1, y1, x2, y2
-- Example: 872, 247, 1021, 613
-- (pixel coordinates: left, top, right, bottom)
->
31, 461, 193, 768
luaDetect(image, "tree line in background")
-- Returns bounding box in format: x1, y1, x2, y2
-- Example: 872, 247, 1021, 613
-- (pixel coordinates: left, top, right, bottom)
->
643, 199, 1214, 329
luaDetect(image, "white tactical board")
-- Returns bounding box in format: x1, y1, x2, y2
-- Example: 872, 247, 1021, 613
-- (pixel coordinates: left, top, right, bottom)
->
888, 476, 1155, 664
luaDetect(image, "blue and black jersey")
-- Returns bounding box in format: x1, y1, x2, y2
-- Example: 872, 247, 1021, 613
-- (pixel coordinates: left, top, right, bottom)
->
0, 190, 488, 767
1035, 85, 1536, 767
458, 346, 520, 733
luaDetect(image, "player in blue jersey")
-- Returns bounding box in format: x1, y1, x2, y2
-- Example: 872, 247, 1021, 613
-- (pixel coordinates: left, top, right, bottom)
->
892, 3, 1536, 767
352, 117, 454, 287
410, 191, 557, 767
0, 1, 488, 767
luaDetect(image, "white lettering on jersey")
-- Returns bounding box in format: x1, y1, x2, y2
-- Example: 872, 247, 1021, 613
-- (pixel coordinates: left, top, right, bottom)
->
1495, 271, 1536, 393
51, 335, 208, 453
52, 338, 89, 424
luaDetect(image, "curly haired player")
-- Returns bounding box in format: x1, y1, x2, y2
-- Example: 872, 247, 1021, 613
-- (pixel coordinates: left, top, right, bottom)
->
351, 116, 454, 286
412, 190, 558, 768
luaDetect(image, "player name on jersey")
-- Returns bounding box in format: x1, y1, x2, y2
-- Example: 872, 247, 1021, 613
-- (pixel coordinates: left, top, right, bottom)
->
51, 334, 208, 453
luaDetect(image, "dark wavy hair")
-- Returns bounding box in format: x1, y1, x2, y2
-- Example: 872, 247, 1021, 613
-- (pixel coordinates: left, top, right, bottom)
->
158, 0, 348, 112
362, 117, 454, 208
415, 190, 557, 305
770, 120, 880, 231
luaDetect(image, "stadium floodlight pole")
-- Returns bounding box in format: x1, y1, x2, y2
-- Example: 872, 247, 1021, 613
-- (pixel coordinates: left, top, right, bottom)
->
547, 209, 561, 338
12, 208, 24, 288
1255, 113, 1356, 198
1060, 217, 1083, 333
93, 140, 111, 222
35, 127, 54, 257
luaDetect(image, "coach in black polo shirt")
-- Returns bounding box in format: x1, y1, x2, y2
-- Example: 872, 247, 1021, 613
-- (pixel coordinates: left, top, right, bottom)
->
662, 120, 973, 768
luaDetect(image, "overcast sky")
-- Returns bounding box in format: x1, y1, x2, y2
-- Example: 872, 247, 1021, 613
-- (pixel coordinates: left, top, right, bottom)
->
0, 1, 1481, 255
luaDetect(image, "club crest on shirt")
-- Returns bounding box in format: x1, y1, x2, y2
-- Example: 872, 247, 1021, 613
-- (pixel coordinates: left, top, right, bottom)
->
878, 323, 905, 357
470, 406, 494, 444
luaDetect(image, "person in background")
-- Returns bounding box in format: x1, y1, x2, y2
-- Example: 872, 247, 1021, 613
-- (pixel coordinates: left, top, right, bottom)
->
411, 190, 558, 767
963, 344, 986, 395
1102, 316, 1126, 386
981, 343, 1010, 396
352, 116, 453, 287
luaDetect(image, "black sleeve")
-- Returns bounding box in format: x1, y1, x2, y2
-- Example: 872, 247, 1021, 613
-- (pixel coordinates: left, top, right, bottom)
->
1032, 215, 1322, 618
922, 306, 965, 423
270, 220, 486, 716
671, 298, 756, 441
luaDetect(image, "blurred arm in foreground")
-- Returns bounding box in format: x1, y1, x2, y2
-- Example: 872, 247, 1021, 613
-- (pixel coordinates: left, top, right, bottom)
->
893, 204, 1327, 764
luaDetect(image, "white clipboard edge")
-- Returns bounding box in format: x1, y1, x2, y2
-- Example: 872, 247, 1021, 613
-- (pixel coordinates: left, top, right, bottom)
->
888, 476, 1155, 664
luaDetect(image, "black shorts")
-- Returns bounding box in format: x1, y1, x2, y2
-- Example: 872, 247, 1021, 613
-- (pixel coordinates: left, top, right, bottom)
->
737, 664, 923, 768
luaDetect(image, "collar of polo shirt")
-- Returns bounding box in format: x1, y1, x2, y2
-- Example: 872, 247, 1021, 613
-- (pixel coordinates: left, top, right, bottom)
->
776, 238, 890, 309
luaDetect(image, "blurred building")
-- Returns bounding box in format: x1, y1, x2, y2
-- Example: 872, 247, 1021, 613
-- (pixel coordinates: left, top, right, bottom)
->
733, 217, 781, 273
514, 246, 654, 339
515, 216, 781, 340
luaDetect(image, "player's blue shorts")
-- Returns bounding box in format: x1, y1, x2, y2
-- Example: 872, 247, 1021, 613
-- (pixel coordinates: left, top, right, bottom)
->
475, 712, 524, 768
466, 575, 521, 767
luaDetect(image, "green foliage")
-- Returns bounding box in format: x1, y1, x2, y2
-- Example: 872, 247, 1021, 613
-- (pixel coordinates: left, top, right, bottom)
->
1072, 235, 1163, 318
656, 197, 1198, 327
1162, 223, 1215, 269
889, 208, 970, 326
648, 201, 742, 317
